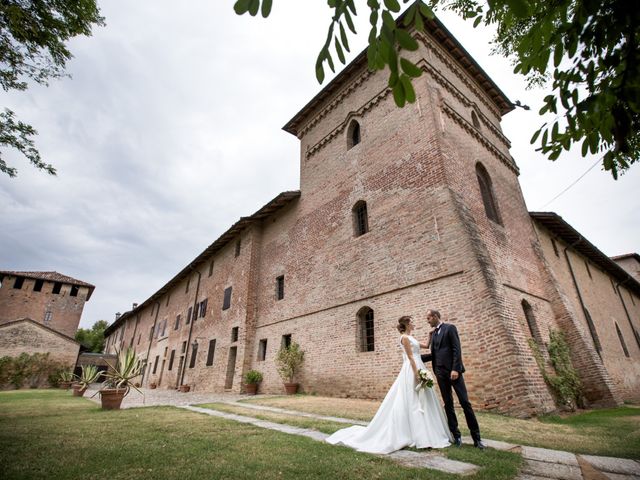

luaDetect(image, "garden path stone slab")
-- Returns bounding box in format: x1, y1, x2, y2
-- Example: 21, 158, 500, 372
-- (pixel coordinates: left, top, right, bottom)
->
580, 455, 640, 476
222, 400, 368, 425
180, 405, 480, 475
602, 473, 640, 480
522, 446, 579, 466
522, 458, 583, 480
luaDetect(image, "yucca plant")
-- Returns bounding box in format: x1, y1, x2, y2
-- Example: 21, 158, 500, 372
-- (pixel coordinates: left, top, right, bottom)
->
59, 370, 74, 382
102, 347, 143, 397
75, 365, 101, 389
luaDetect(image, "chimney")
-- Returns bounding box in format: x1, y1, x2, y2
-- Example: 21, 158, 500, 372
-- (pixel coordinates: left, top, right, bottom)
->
132, 303, 138, 310
115, 312, 121, 320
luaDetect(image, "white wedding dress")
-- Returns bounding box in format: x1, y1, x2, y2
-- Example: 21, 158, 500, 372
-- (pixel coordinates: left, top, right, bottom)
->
326, 335, 451, 454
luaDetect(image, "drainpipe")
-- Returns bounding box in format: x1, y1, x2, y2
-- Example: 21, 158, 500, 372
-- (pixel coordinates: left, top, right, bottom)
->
615, 276, 640, 349
563, 236, 602, 356
180, 267, 202, 388
142, 300, 161, 386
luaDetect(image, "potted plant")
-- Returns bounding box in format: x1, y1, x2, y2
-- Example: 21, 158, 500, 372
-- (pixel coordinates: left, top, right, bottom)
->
149, 381, 157, 389
59, 370, 74, 389
243, 370, 263, 395
275, 342, 305, 395
98, 348, 143, 410
72, 365, 101, 397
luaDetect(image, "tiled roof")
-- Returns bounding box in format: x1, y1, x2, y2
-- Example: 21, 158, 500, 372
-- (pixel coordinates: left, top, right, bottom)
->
0, 270, 95, 300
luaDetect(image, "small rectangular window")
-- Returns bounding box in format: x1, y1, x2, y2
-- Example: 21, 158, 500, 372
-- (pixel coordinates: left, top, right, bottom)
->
257, 339, 267, 361
206, 339, 216, 366
282, 334, 292, 349
235, 239, 241, 257
181, 341, 187, 353
44, 311, 52, 324
160, 319, 167, 337
13, 277, 25, 289
208, 261, 214, 277
551, 238, 559, 257
585, 261, 592, 279
174, 315, 181, 330
52, 281, 62, 294
231, 327, 239, 343
166, 294, 171, 306
168, 350, 175, 370
185, 277, 190, 293
186, 307, 192, 324
33, 279, 44, 292
199, 298, 208, 318
223, 287, 232, 310
70, 285, 79, 297
149, 326, 154, 341
276, 275, 285, 300
192, 306, 198, 322
189, 343, 198, 368
153, 355, 159, 374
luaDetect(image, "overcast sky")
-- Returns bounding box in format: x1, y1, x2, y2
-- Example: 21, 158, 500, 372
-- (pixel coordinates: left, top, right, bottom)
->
1, 1, 638, 329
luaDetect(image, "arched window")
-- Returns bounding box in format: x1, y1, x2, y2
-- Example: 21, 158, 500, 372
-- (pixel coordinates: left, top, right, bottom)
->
615, 322, 630, 357
357, 307, 375, 352
476, 163, 502, 225
522, 300, 542, 344
347, 120, 361, 149
352, 201, 369, 237
471, 110, 481, 129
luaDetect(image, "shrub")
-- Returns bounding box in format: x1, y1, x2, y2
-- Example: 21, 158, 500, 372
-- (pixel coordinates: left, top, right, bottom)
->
275, 342, 305, 384
0, 353, 69, 390
243, 370, 263, 384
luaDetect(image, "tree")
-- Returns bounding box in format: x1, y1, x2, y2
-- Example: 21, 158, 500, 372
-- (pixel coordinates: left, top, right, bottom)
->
75, 319, 109, 353
0, 0, 104, 178
233, 0, 639, 179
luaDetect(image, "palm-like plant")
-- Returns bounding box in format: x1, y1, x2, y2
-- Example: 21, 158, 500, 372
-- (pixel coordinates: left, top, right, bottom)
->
59, 370, 74, 382
102, 347, 143, 397
75, 365, 101, 389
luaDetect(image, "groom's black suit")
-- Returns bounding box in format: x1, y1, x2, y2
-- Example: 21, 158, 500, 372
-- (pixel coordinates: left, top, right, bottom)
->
421, 323, 481, 443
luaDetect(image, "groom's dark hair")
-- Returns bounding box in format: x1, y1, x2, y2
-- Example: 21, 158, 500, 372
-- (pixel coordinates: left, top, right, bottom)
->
428, 309, 441, 320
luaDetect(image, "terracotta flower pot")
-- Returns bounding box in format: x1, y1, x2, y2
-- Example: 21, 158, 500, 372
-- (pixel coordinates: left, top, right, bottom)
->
72, 383, 88, 397
283, 383, 299, 395
149, 383, 157, 390
178, 384, 190, 393
99, 388, 127, 410
245, 383, 258, 395
59, 381, 72, 390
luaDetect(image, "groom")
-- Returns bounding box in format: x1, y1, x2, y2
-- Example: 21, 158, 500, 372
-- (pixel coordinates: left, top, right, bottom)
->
420, 309, 485, 449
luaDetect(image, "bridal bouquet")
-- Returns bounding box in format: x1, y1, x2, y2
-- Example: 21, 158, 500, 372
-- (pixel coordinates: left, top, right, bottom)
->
415, 369, 434, 392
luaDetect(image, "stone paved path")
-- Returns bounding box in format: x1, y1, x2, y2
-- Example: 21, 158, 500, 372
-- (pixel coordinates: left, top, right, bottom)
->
84, 388, 640, 479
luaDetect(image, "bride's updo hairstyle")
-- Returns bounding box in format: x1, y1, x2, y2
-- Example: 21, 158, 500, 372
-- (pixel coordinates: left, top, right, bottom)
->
397, 316, 412, 334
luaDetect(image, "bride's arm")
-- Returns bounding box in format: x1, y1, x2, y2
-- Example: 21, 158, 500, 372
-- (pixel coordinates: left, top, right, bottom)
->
401, 336, 420, 381
419, 332, 433, 349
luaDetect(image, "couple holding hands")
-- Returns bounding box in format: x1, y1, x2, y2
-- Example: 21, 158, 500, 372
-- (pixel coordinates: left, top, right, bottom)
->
326, 310, 485, 454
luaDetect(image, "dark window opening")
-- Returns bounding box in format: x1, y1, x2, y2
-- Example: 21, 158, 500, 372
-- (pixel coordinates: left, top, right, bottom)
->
186, 307, 192, 324
174, 315, 181, 330
223, 287, 232, 310
231, 327, 239, 343
235, 239, 241, 257
52, 282, 63, 294
199, 298, 208, 318
206, 339, 216, 366
585, 261, 592, 279
353, 201, 369, 237
615, 323, 630, 357
471, 110, 481, 129
181, 341, 187, 353
276, 275, 285, 300
33, 279, 44, 292
358, 307, 375, 352
476, 163, 502, 225
189, 343, 198, 368
258, 339, 267, 361
522, 300, 542, 344
70, 285, 79, 297
149, 326, 154, 341
13, 276, 25, 289
160, 319, 167, 337
153, 356, 159, 374
551, 238, 559, 257
192, 305, 198, 322
281, 334, 292, 349
208, 261, 214, 277
347, 120, 361, 149
168, 350, 175, 370
166, 294, 170, 306
185, 277, 190, 293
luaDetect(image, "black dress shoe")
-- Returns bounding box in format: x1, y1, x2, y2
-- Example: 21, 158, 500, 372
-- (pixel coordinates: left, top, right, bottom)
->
474, 440, 486, 450
453, 437, 462, 447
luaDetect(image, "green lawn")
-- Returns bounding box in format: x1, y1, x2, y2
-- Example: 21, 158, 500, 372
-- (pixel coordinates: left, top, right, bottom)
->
0, 390, 521, 480
241, 395, 640, 459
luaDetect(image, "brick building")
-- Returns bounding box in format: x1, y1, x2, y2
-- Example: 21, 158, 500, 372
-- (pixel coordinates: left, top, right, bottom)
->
103, 14, 640, 416
0, 271, 94, 365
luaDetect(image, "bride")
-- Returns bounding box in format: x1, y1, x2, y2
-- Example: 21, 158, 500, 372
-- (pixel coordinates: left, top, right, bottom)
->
326, 316, 451, 454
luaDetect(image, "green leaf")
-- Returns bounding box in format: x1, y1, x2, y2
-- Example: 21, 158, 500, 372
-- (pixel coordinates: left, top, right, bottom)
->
326, 52, 335, 72
418, 2, 434, 19
392, 81, 406, 107
553, 42, 563, 67
403, 4, 416, 26
581, 137, 589, 156
261, 0, 273, 17
233, 0, 252, 15
367, 43, 378, 70
339, 22, 351, 52
505, 0, 530, 18
248, 0, 259, 16
400, 57, 422, 77
530, 128, 542, 144
396, 28, 418, 51
414, 10, 424, 33
388, 70, 399, 87
384, 0, 401, 13
346, 0, 357, 15
382, 10, 396, 32
344, 10, 357, 34
335, 37, 346, 64
473, 15, 482, 28
316, 56, 325, 83
400, 74, 416, 103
